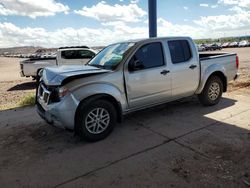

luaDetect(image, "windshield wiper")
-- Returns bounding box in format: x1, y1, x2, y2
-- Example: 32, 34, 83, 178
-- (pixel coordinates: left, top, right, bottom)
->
88, 64, 104, 69
88, 64, 103, 68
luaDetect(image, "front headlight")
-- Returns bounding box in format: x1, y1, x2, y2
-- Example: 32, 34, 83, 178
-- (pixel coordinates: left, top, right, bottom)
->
58, 87, 70, 98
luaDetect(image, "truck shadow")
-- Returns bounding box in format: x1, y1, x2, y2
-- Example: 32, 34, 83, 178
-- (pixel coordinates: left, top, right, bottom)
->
7, 81, 36, 91
0, 96, 239, 154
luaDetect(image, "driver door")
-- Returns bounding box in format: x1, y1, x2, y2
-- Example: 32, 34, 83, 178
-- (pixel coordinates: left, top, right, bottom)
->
125, 42, 172, 109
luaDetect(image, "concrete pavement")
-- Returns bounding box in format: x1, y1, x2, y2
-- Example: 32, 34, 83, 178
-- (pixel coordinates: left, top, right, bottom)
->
0, 88, 249, 188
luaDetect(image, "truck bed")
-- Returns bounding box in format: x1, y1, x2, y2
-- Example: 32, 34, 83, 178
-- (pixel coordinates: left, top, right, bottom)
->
199, 52, 236, 60
22, 57, 56, 64
199, 52, 237, 91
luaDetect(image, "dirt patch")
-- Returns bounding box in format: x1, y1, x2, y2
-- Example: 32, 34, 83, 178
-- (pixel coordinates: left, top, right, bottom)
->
223, 48, 250, 92
0, 80, 36, 110
170, 143, 250, 187
0, 122, 83, 171
0, 57, 36, 110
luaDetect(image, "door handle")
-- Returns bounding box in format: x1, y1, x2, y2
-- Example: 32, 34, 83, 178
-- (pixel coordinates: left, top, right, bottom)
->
189, 65, 197, 69
160, 70, 170, 75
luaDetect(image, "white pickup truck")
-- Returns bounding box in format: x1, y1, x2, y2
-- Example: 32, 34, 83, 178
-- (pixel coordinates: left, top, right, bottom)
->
37, 37, 239, 141
20, 46, 97, 79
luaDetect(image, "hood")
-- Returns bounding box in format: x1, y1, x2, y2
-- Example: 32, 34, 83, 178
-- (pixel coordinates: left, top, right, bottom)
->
42, 65, 111, 86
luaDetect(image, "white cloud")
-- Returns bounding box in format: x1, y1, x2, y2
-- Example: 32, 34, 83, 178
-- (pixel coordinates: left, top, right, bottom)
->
0, 0, 69, 18
1, 15, 250, 48
229, 6, 246, 13
218, 0, 250, 8
157, 18, 206, 39
0, 22, 147, 48
211, 5, 218, 8
130, 0, 140, 3
0, 19, 204, 48
194, 1, 250, 37
194, 10, 250, 30
200, 4, 209, 7
74, 1, 146, 23
184, 6, 189, 10
1, 0, 250, 48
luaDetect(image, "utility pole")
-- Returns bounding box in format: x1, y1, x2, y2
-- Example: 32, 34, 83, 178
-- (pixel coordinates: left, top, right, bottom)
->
148, 0, 157, 38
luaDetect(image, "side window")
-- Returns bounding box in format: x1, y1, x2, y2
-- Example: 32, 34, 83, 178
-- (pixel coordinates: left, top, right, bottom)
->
78, 50, 95, 59
130, 42, 164, 71
61, 50, 77, 59
168, 40, 192, 64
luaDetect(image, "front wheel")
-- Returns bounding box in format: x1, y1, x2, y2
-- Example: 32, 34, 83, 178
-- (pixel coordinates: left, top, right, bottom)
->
75, 99, 117, 142
198, 76, 223, 106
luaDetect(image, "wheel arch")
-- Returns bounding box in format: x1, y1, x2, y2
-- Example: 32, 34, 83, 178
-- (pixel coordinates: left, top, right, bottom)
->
196, 69, 227, 94
74, 93, 123, 131
208, 71, 227, 92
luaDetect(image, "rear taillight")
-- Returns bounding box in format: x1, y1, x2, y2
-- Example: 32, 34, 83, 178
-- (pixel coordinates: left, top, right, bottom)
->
236, 55, 239, 69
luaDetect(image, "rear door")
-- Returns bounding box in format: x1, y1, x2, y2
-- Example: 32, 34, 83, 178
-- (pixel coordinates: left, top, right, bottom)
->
167, 39, 200, 98
125, 42, 172, 109
78, 50, 95, 64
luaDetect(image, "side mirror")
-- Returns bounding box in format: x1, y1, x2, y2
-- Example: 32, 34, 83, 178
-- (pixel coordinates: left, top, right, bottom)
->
129, 59, 144, 71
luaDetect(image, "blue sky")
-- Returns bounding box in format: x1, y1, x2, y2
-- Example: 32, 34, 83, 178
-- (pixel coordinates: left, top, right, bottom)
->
0, 0, 249, 47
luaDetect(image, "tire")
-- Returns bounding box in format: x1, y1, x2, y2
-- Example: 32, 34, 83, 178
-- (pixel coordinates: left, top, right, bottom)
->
198, 76, 223, 106
75, 99, 117, 142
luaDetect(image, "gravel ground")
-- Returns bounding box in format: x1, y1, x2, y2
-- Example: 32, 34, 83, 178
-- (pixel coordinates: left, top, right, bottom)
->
0, 57, 35, 110
223, 48, 250, 91
0, 47, 250, 110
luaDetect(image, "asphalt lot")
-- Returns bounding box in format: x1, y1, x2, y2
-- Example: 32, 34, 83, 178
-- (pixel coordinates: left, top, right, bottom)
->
0, 48, 250, 187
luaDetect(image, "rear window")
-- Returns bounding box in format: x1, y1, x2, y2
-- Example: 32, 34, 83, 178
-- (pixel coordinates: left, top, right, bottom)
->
168, 40, 192, 64
61, 50, 95, 59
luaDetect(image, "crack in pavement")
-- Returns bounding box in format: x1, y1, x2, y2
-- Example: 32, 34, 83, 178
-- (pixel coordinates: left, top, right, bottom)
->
135, 108, 250, 159
136, 121, 213, 159
53, 108, 250, 188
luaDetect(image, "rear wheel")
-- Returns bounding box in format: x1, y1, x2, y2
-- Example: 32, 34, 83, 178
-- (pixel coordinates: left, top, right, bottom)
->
198, 76, 223, 106
75, 99, 117, 142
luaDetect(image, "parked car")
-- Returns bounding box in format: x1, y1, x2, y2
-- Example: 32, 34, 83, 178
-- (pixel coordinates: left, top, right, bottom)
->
200, 44, 209, 51
36, 37, 239, 141
228, 42, 239, 48
212, 43, 222, 50
238, 40, 249, 47
196, 44, 206, 52
20, 46, 97, 79
222, 42, 230, 48
206, 43, 222, 51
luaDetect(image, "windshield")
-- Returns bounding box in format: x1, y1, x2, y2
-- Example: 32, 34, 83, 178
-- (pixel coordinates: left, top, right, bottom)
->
88, 42, 135, 70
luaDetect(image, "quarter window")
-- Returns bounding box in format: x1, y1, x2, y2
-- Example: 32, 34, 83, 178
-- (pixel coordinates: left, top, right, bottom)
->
168, 40, 192, 64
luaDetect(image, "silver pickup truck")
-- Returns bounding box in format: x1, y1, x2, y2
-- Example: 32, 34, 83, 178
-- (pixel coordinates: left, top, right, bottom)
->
36, 37, 239, 141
